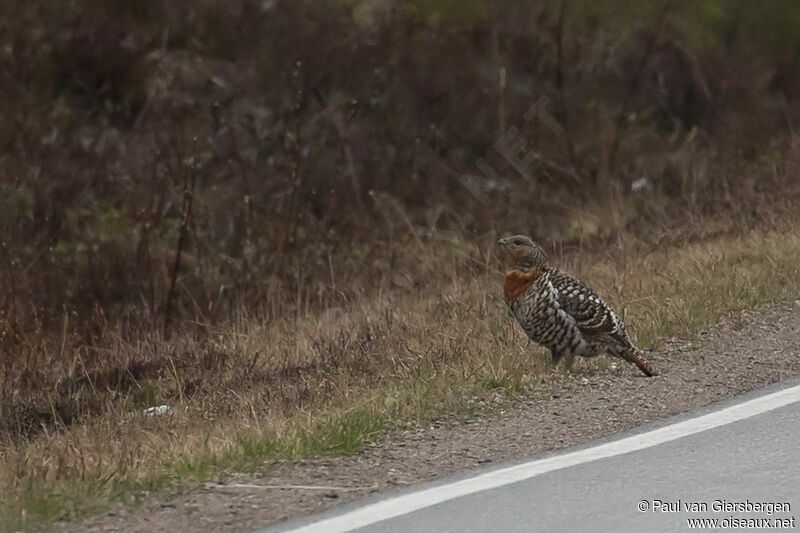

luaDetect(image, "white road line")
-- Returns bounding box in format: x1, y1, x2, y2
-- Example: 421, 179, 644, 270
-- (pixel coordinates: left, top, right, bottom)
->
280, 383, 800, 533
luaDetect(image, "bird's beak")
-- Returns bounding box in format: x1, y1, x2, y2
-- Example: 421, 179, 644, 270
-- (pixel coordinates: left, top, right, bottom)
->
497, 237, 508, 246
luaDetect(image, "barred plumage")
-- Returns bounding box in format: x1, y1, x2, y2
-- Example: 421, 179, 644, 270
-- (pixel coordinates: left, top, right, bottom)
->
498, 234, 656, 377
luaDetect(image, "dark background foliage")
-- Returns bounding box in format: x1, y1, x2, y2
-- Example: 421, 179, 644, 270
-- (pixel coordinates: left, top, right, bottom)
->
2, 0, 800, 439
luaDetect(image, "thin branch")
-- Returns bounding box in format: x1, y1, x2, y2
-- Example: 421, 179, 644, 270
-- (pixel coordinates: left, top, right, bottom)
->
163, 144, 197, 336
0, 240, 17, 325
554, 0, 581, 178
607, 0, 674, 174
284, 60, 305, 250
492, 25, 507, 141
331, 99, 365, 212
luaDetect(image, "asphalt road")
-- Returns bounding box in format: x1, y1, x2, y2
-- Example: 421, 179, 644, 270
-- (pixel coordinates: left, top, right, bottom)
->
265, 380, 800, 533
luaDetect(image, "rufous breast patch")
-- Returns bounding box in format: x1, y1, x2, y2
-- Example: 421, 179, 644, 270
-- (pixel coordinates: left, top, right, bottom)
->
503, 268, 540, 302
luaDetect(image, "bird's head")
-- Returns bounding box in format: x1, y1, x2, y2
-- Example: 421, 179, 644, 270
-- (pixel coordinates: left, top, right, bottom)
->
497, 234, 548, 270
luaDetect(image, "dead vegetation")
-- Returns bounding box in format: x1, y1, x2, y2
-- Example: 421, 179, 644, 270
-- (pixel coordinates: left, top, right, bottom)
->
1, 0, 800, 529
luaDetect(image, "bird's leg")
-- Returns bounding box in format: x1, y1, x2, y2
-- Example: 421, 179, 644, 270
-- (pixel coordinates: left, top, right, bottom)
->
549, 347, 561, 367
560, 351, 576, 373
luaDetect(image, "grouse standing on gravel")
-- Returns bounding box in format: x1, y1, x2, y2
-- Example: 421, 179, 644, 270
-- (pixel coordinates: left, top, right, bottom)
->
497, 234, 656, 377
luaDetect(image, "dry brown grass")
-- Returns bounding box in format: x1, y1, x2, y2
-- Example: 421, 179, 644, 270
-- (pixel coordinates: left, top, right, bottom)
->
3, 223, 800, 531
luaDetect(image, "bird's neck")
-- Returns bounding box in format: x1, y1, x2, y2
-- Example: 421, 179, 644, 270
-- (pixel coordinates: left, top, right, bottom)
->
503, 266, 542, 301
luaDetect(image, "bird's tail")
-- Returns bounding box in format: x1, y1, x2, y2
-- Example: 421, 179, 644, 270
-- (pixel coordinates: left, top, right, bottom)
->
620, 346, 657, 377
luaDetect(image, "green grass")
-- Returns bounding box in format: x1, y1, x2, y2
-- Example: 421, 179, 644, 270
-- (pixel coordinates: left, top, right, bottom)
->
1, 408, 386, 532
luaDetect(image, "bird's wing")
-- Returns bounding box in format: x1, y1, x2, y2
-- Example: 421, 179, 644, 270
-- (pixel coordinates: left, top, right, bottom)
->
549, 269, 629, 344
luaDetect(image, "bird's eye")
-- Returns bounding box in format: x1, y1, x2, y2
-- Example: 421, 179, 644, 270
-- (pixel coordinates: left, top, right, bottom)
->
513, 239, 522, 245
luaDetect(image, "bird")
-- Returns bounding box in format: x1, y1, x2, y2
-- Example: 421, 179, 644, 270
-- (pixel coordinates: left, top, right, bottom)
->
497, 234, 656, 377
